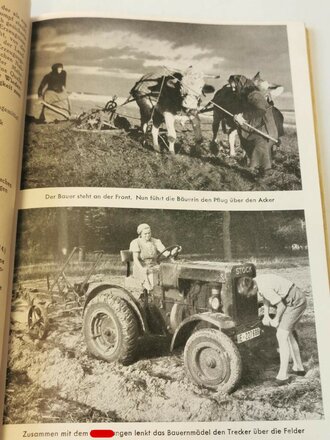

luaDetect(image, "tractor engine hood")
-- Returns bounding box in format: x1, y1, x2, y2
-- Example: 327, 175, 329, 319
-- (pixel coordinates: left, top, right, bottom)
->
160, 261, 225, 288
160, 261, 255, 289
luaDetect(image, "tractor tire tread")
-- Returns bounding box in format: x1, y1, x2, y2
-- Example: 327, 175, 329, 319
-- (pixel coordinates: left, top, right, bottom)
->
84, 290, 139, 364
184, 328, 242, 393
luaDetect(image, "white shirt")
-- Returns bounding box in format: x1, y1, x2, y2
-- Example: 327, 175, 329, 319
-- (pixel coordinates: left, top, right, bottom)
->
255, 274, 294, 306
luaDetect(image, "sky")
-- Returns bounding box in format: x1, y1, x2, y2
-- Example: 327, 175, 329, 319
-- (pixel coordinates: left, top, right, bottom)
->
29, 18, 294, 109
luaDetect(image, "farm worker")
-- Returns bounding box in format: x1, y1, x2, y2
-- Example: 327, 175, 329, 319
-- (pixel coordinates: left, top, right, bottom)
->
238, 274, 306, 385
229, 74, 283, 171
38, 63, 70, 123
129, 224, 167, 291
252, 72, 285, 107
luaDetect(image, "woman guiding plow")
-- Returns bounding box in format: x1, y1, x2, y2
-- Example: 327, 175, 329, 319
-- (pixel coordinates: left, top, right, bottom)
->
38, 63, 71, 123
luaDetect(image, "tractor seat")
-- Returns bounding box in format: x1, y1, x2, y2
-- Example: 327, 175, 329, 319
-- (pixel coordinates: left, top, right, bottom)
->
120, 250, 145, 292
120, 249, 160, 292
120, 250, 133, 277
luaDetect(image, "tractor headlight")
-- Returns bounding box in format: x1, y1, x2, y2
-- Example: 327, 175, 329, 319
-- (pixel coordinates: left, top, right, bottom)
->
208, 285, 221, 311
209, 296, 221, 311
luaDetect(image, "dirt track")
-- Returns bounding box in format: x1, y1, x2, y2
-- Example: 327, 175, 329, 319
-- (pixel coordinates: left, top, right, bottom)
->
4, 265, 323, 424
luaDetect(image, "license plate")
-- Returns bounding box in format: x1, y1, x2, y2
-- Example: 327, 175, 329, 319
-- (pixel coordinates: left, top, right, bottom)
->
237, 327, 261, 343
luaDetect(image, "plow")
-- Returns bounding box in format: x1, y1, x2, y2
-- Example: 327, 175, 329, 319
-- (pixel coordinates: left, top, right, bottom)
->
40, 94, 133, 133
75, 98, 118, 131
24, 247, 103, 340
74, 96, 132, 132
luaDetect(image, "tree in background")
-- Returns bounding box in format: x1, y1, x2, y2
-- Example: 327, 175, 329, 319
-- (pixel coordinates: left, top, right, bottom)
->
272, 215, 306, 247
223, 211, 232, 260
57, 209, 69, 260
15, 208, 307, 265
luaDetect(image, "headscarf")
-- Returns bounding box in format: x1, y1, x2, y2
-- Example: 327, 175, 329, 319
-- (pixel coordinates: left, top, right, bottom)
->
51, 63, 64, 72
137, 223, 151, 235
228, 75, 257, 96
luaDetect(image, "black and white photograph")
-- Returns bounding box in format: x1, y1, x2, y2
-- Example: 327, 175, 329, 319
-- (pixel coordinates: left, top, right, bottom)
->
4, 207, 322, 424
22, 18, 301, 191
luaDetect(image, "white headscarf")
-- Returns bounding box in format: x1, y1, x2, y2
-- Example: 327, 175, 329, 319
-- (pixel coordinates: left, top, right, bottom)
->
137, 223, 151, 235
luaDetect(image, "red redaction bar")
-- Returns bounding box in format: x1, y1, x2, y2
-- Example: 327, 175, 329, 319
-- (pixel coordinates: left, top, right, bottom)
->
90, 430, 115, 438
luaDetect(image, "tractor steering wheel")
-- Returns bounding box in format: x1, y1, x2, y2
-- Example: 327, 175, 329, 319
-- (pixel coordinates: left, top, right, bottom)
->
157, 244, 182, 263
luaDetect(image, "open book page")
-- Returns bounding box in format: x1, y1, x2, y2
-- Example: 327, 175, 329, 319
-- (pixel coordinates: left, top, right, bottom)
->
0, 0, 31, 422
2, 11, 330, 440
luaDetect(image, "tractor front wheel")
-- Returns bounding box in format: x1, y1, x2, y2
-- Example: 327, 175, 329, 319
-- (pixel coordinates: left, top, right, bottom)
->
184, 328, 242, 393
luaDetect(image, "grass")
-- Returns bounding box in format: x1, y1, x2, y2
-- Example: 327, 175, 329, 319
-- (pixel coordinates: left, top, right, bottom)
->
14, 254, 125, 283
13, 254, 310, 283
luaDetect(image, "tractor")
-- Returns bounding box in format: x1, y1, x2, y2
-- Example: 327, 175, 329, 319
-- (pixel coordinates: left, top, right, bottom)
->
82, 246, 261, 393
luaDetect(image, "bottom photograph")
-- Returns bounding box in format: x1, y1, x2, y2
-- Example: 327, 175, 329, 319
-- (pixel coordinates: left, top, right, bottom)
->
4, 207, 323, 423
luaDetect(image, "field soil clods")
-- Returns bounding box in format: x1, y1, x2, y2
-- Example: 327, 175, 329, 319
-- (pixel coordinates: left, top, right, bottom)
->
4, 264, 323, 424
21, 119, 301, 191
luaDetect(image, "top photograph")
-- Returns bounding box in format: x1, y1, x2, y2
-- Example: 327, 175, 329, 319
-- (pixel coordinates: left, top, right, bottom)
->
22, 18, 301, 191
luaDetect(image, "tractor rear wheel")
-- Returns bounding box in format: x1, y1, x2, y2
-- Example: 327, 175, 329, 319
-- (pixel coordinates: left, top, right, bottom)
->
184, 328, 242, 393
83, 291, 138, 365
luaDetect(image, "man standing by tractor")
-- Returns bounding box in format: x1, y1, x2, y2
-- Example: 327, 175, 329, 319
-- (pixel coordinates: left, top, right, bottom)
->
238, 274, 307, 385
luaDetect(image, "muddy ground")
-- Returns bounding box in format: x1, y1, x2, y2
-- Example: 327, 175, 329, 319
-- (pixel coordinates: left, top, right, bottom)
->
20, 115, 301, 191
4, 263, 323, 424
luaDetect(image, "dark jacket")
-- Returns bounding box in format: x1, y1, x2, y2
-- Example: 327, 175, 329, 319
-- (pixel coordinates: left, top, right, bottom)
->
242, 89, 278, 141
38, 64, 66, 97
228, 74, 279, 142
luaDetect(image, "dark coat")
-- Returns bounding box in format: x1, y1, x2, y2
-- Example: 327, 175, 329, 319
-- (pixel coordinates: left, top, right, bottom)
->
241, 89, 279, 141
228, 74, 281, 142
38, 64, 67, 97
228, 75, 284, 170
